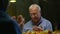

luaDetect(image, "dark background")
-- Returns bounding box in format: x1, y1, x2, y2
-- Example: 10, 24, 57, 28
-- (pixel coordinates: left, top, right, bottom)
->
7, 0, 60, 31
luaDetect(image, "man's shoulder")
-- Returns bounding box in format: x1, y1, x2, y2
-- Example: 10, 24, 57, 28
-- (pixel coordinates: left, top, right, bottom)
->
41, 17, 51, 24
23, 20, 32, 28
26, 20, 32, 23
0, 14, 16, 24
24, 20, 32, 26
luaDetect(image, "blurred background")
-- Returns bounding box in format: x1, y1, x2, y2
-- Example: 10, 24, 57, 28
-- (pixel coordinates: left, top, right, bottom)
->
7, 0, 60, 31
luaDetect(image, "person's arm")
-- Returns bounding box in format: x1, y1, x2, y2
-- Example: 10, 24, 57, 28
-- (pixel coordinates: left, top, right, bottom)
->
46, 21, 53, 31
11, 19, 22, 34
0, 19, 21, 34
17, 15, 25, 31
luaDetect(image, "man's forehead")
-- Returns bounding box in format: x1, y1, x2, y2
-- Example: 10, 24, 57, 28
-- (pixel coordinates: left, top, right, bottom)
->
29, 11, 39, 14
31, 6, 38, 10
29, 7, 39, 12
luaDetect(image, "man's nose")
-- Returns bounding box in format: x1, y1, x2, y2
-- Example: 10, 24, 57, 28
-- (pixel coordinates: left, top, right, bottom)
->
33, 14, 37, 17
32, 15, 35, 18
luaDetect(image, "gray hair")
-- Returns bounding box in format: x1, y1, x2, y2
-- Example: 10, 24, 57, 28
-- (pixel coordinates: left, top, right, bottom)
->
29, 4, 41, 11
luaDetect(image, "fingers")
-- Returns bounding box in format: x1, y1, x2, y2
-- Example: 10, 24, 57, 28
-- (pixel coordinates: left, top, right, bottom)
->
33, 26, 43, 31
37, 27, 43, 31
17, 15, 25, 26
33, 26, 38, 31
11, 16, 16, 20
17, 15, 23, 22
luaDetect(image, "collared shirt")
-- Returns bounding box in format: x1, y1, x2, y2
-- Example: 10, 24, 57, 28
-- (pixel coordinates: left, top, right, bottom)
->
23, 17, 53, 32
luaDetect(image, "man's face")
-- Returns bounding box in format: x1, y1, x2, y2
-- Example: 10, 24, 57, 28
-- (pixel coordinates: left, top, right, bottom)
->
29, 7, 41, 23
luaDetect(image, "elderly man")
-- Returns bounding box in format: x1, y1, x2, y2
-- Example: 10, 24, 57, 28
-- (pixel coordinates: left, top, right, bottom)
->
23, 4, 53, 32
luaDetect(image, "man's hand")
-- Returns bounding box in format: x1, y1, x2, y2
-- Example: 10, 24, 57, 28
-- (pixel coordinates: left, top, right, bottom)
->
11, 16, 16, 20
17, 15, 25, 26
33, 26, 43, 31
